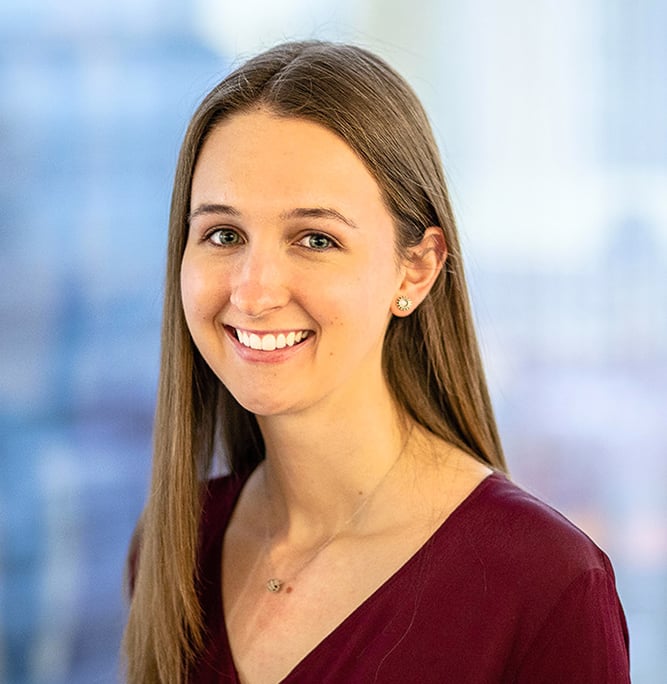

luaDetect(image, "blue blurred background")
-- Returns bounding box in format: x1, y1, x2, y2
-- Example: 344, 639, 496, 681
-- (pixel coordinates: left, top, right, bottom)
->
1, 1, 665, 682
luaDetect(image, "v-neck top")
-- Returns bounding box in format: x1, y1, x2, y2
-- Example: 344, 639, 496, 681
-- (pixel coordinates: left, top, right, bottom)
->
189, 471, 630, 683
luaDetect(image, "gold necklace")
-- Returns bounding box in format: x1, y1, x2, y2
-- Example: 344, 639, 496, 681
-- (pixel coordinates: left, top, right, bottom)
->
262, 432, 411, 593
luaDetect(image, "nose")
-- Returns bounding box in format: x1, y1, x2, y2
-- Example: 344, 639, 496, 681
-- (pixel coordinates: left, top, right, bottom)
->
229, 244, 290, 317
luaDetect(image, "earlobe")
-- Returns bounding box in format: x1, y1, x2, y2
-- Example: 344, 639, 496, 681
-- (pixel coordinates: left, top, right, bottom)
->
395, 295, 412, 312
392, 227, 447, 316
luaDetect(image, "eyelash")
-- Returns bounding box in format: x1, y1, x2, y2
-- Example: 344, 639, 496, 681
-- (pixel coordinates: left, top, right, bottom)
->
204, 228, 340, 252
296, 233, 339, 251
206, 228, 243, 247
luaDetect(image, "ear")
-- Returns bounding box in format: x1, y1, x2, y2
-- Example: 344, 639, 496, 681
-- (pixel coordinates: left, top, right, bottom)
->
392, 227, 447, 317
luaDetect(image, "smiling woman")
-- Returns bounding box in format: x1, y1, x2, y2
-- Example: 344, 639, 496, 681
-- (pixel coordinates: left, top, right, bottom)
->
181, 111, 420, 417
123, 41, 630, 684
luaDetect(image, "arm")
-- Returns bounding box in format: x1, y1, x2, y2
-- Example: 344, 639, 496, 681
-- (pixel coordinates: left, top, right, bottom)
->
516, 562, 630, 683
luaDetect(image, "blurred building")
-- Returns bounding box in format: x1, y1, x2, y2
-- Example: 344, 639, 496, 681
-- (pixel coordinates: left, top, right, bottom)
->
0, 2, 225, 682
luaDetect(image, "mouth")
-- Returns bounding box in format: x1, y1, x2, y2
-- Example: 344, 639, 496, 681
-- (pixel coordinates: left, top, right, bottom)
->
229, 327, 312, 351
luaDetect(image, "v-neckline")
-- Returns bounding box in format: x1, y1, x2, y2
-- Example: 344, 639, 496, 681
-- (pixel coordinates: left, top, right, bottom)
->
215, 469, 502, 683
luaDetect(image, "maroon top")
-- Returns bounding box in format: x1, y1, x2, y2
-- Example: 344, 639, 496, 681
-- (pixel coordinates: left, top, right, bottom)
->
190, 471, 630, 683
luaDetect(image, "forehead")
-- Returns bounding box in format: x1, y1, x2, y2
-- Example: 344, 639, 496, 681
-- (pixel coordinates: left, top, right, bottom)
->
190, 110, 387, 216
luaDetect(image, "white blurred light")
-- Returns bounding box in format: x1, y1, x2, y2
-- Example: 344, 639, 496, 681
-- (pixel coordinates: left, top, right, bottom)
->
194, 0, 348, 56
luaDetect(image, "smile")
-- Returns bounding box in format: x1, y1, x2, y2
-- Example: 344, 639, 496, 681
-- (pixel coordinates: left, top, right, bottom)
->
233, 328, 311, 351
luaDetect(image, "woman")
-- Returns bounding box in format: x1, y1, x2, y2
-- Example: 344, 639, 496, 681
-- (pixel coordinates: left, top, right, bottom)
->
124, 41, 629, 683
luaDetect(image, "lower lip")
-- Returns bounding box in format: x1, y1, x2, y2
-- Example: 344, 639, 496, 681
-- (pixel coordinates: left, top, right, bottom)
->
224, 327, 312, 364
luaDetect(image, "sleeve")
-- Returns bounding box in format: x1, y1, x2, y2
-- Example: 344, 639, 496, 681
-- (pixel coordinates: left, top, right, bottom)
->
516, 560, 630, 683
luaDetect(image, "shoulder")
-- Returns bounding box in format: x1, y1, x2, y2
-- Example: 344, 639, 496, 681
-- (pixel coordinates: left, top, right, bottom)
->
435, 471, 623, 636
198, 470, 252, 553
200, 470, 251, 521
466, 475, 630, 680
422, 473, 629, 678
202, 470, 249, 508
461, 472, 611, 577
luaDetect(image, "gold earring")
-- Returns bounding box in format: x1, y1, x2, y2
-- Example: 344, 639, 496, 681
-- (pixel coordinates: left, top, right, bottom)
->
395, 295, 412, 312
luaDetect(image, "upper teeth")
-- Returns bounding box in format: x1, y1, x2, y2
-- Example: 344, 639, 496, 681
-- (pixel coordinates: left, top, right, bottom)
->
235, 329, 310, 351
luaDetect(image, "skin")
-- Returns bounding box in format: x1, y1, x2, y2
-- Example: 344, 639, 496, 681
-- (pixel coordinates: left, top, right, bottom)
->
184, 110, 409, 420
181, 110, 490, 684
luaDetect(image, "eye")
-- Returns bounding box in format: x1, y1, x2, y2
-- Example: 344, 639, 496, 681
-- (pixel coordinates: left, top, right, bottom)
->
298, 233, 338, 251
207, 228, 243, 247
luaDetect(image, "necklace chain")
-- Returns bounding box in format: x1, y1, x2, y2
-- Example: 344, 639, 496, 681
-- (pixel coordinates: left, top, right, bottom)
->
262, 431, 411, 593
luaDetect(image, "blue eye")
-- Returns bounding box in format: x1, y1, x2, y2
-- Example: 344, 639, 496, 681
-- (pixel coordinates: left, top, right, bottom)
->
208, 228, 242, 246
300, 233, 337, 251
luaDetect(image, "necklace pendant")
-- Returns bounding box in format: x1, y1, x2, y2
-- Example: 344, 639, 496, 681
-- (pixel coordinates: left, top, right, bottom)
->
266, 578, 283, 593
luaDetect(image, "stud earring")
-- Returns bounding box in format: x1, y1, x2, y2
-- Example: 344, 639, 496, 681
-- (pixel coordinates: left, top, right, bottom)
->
395, 295, 412, 312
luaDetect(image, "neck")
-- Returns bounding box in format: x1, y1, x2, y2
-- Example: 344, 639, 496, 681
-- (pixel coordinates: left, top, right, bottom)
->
256, 386, 408, 543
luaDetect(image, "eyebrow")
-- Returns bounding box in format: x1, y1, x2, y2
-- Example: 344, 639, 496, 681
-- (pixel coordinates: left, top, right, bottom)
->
188, 203, 240, 223
188, 203, 358, 229
279, 207, 359, 229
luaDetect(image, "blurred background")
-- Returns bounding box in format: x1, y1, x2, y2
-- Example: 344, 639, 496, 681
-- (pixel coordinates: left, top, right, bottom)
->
0, 0, 665, 682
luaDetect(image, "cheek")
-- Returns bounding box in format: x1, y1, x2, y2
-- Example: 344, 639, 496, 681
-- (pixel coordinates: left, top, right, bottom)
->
356, 256, 401, 314
180, 256, 221, 326
179, 260, 199, 323
315, 273, 393, 337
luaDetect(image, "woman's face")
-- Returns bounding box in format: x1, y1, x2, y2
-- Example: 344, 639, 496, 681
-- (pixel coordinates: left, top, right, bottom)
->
181, 110, 406, 417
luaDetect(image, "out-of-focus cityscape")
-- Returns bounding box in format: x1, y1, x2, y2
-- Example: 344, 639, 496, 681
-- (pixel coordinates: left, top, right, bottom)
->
1, 1, 665, 683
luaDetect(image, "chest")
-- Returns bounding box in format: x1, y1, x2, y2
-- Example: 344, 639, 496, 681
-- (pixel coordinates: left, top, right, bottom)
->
221, 524, 434, 684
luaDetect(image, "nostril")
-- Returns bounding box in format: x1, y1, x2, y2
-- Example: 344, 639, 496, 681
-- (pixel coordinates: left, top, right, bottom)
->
229, 282, 290, 317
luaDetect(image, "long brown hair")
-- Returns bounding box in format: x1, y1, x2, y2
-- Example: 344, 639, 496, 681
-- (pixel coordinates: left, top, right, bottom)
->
123, 40, 506, 683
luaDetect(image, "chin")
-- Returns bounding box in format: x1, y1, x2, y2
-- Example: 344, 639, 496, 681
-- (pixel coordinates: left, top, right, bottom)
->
229, 389, 302, 419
